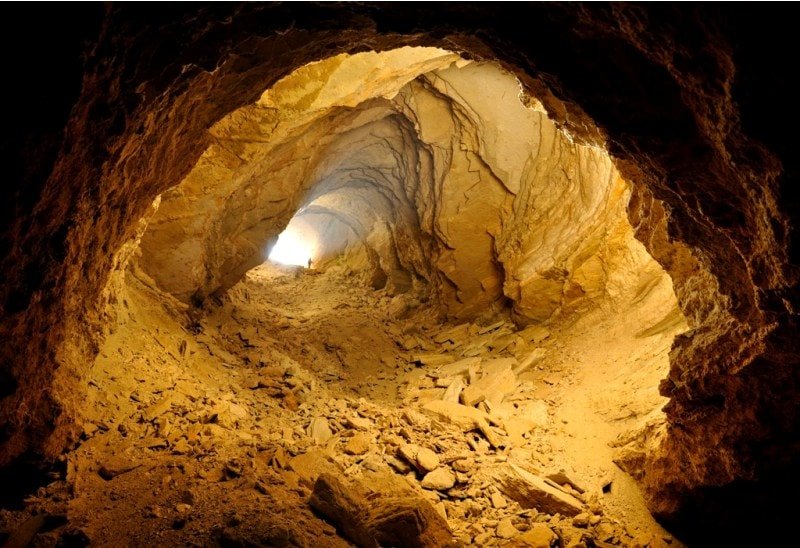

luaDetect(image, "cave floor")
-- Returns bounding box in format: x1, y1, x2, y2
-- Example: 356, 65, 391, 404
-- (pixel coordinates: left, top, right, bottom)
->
1, 264, 681, 547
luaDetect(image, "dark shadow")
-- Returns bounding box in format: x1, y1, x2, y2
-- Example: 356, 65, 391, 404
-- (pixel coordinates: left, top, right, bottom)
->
0, 452, 64, 511
660, 459, 800, 546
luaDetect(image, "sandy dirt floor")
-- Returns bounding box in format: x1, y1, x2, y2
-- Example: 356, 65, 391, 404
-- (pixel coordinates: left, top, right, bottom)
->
0, 262, 685, 547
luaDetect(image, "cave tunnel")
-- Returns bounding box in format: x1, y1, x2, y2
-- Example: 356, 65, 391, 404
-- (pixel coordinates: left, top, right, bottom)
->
1, 3, 798, 547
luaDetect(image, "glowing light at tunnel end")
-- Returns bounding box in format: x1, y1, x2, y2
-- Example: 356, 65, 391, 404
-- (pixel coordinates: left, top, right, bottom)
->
268, 229, 314, 267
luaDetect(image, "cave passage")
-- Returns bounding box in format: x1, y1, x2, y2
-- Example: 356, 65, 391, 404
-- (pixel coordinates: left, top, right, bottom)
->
3, 6, 797, 547
3, 46, 694, 546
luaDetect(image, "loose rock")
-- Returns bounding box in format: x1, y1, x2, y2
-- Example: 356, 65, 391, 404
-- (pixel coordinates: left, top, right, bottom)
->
309, 472, 453, 547
516, 523, 558, 547
496, 517, 517, 539
490, 491, 507, 509
344, 433, 371, 455
308, 417, 333, 445
420, 467, 456, 490
494, 463, 584, 516
416, 447, 440, 472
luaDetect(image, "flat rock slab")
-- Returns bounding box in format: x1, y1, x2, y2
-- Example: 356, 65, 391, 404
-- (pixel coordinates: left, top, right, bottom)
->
142, 395, 174, 422
461, 364, 516, 407
308, 417, 333, 444
441, 377, 465, 403
429, 357, 481, 380
480, 358, 517, 376
411, 354, 455, 366
421, 400, 504, 447
517, 325, 551, 344
421, 400, 489, 431
493, 463, 584, 516
433, 323, 471, 344
310, 471, 454, 548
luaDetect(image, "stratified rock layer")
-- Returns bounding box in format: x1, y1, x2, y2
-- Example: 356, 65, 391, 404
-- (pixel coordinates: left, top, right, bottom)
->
1, 3, 797, 540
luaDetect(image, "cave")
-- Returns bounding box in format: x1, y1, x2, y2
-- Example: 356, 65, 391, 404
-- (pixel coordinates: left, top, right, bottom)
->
1, 4, 797, 547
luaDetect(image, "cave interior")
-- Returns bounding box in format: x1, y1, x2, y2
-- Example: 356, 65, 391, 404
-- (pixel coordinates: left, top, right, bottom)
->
1, 4, 798, 547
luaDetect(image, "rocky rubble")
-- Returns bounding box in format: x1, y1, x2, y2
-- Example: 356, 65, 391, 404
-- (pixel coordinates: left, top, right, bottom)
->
0, 263, 677, 546
3, 8, 796, 545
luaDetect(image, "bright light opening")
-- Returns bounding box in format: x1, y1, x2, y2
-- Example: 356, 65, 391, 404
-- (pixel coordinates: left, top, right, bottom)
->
268, 228, 314, 267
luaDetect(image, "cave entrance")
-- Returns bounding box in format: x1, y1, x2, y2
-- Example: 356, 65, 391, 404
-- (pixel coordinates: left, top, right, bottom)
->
76, 47, 688, 545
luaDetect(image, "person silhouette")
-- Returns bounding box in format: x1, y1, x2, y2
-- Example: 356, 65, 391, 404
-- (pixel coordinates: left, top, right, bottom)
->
307, 258, 312, 269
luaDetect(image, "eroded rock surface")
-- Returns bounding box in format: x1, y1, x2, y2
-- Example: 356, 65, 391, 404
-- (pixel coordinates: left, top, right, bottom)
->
141, 55, 666, 331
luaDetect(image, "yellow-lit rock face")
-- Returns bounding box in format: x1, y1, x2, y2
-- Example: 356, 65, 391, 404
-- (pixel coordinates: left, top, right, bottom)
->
257, 47, 461, 112
138, 48, 680, 327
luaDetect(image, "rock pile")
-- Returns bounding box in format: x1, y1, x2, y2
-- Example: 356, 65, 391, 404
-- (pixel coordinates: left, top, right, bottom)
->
0, 264, 674, 547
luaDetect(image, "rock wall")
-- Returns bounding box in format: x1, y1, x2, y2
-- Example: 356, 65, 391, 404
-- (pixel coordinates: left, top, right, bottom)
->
139, 56, 655, 327
1, 3, 797, 537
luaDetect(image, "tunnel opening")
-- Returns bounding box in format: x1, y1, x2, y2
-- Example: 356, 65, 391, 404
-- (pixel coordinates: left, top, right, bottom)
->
268, 218, 316, 268
29, 47, 690, 545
